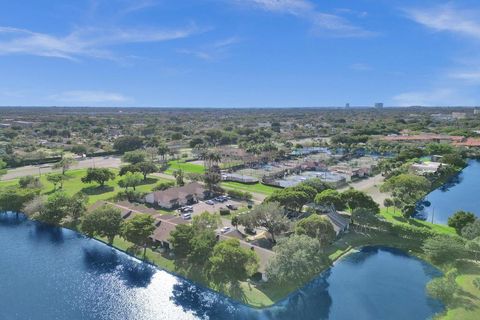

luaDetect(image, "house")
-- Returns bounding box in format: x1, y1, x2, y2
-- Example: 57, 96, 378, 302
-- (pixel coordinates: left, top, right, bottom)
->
144, 182, 206, 209
150, 215, 190, 249
410, 162, 443, 175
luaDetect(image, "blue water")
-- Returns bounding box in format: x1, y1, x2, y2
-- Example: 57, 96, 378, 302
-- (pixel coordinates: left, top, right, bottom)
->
0, 214, 443, 320
415, 159, 480, 224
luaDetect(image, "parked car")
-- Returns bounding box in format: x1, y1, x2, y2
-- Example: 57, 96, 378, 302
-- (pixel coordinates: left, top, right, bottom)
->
226, 204, 237, 210
205, 200, 215, 205
179, 206, 193, 213
214, 197, 227, 203
244, 227, 257, 235
181, 213, 192, 220
220, 226, 231, 234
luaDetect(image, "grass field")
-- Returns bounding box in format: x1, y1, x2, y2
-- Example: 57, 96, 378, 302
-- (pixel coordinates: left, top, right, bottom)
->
165, 160, 205, 174
380, 207, 456, 235
440, 261, 480, 320
221, 181, 281, 196
0, 169, 172, 205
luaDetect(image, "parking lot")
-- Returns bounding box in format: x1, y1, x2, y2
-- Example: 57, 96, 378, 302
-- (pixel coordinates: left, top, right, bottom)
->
177, 198, 244, 217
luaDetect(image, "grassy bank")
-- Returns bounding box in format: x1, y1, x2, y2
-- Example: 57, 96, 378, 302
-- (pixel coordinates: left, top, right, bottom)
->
165, 160, 205, 174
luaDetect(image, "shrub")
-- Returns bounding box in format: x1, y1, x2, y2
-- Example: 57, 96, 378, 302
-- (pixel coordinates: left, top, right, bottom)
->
227, 189, 253, 201
219, 208, 230, 216
152, 181, 175, 191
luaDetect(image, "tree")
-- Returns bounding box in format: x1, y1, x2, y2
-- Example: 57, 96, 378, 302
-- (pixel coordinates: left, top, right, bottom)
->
383, 198, 394, 213
381, 174, 430, 206
157, 143, 170, 161
0, 187, 37, 215
136, 161, 157, 180
46, 173, 65, 191
441, 153, 466, 168
173, 169, 185, 186
169, 224, 195, 259
426, 269, 459, 305
465, 237, 480, 261
462, 219, 480, 240
448, 211, 476, 235
351, 207, 379, 233
119, 164, 140, 176
341, 189, 379, 214
81, 168, 116, 187
192, 211, 220, 232
82, 205, 123, 244
187, 230, 217, 267
19, 175, 42, 189
314, 189, 346, 211
266, 189, 312, 212
68, 193, 88, 225
300, 178, 331, 193
204, 167, 221, 193
238, 202, 289, 242
32, 192, 74, 225
113, 136, 144, 153
295, 214, 336, 246
53, 157, 77, 175
121, 214, 155, 257
122, 150, 147, 164
0, 159, 7, 177
266, 234, 327, 285
208, 238, 259, 285
422, 235, 465, 263
118, 172, 143, 190
231, 215, 239, 230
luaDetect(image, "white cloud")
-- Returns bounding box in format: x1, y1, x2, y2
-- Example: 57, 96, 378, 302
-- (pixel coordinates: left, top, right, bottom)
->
405, 4, 480, 40
233, 0, 373, 37
49, 90, 131, 104
391, 88, 472, 106
179, 36, 242, 61
0, 24, 201, 60
350, 63, 371, 71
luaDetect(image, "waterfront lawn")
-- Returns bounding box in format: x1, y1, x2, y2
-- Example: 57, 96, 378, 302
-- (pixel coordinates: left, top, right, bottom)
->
221, 181, 281, 196
440, 261, 480, 320
165, 160, 205, 174
0, 169, 173, 205
380, 207, 456, 235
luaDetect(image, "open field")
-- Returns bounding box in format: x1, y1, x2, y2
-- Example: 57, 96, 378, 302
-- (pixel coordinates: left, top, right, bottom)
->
0, 169, 172, 205
221, 181, 281, 196
164, 160, 205, 174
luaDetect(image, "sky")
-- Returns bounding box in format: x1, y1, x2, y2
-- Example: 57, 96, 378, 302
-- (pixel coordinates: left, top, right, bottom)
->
1, 0, 480, 108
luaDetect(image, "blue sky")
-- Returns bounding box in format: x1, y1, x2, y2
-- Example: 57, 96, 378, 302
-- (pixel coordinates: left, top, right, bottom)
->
1, 0, 480, 107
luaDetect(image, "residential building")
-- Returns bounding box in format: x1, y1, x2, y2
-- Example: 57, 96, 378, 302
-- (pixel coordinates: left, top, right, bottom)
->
144, 182, 206, 209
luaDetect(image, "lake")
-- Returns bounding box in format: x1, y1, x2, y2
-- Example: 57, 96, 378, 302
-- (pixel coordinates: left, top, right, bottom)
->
0, 214, 443, 320
415, 159, 480, 224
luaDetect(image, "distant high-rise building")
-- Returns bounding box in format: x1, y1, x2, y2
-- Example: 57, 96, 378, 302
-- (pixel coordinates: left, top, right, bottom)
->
474, 108, 480, 115
345, 103, 350, 108
374, 102, 384, 108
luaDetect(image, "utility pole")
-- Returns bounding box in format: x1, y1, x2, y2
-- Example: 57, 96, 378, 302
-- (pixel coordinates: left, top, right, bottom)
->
431, 207, 435, 224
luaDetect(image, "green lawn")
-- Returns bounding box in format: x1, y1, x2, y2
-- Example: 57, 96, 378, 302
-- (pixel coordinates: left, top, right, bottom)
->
0, 169, 172, 204
221, 181, 281, 196
380, 207, 456, 235
165, 160, 205, 174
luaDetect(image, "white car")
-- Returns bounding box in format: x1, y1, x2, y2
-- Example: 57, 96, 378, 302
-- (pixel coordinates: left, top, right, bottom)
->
205, 200, 215, 205
220, 227, 231, 234
181, 213, 192, 220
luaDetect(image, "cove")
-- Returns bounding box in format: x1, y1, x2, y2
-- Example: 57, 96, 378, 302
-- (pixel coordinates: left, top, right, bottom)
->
0, 214, 443, 320
415, 159, 480, 224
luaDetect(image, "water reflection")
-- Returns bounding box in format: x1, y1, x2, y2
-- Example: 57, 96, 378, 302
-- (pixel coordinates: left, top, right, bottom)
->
0, 216, 443, 320
83, 246, 154, 288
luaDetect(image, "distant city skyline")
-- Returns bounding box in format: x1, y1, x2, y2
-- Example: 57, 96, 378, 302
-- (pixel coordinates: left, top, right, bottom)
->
1, 0, 480, 107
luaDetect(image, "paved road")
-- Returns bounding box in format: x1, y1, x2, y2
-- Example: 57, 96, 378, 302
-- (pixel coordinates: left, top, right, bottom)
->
1, 156, 122, 180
